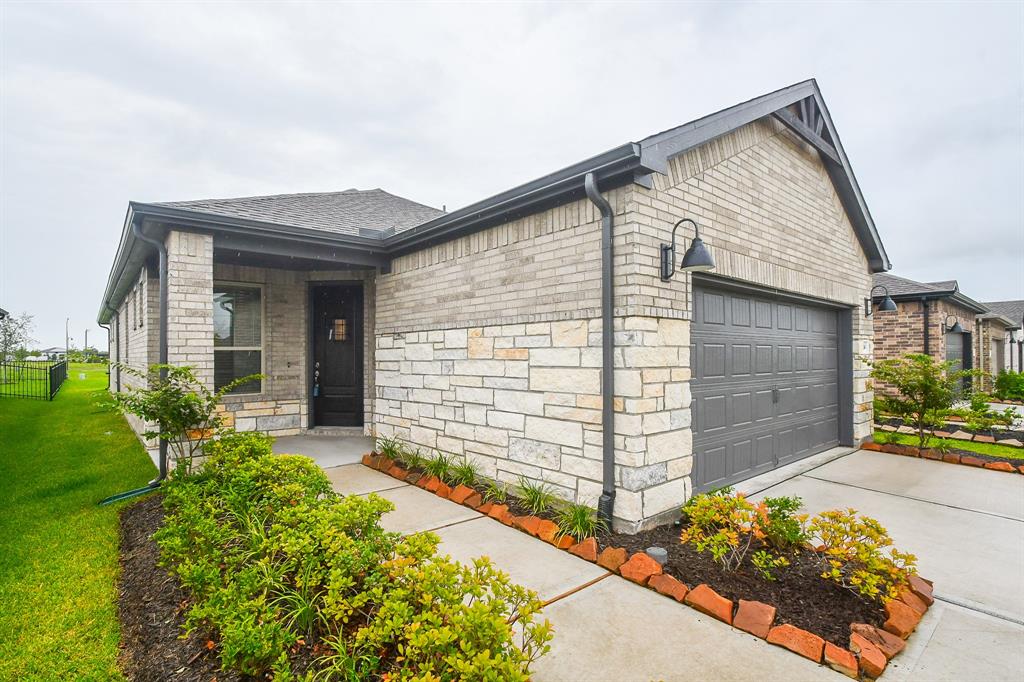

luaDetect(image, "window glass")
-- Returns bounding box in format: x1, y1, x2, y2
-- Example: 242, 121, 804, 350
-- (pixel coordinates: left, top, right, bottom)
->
213, 285, 262, 394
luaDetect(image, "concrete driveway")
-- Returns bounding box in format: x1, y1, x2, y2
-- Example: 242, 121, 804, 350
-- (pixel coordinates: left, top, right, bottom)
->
749, 449, 1024, 681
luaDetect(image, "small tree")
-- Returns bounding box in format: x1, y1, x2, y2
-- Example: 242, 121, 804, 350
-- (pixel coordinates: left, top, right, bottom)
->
109, 363, 263, 474
0, 312, 35, 361
871, 353, 978, 448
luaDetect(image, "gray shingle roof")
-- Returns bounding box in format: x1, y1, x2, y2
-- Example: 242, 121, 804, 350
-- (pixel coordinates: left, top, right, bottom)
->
156, 188, 445, 238
872, 273, 956, 297
981, 300, 1024, 326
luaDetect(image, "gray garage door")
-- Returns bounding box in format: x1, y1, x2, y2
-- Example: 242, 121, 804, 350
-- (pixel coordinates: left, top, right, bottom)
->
692, 283, 840, 492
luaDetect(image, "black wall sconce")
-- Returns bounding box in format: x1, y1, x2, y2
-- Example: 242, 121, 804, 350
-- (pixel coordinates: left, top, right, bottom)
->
660, 218, 715, 281
864, 285, 897, 317
942, 315, 965, 334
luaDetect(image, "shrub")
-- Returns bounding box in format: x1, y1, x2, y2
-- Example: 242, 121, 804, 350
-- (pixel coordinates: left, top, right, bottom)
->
994, 370, 1024, 401
155, 436, 551, 678
807, 508, 917, 603
760, 495, 808, 551
483, 480, 509, 503
554, 503, 606, 542
871, 354, 978, 448
679, 488, 790, 580
517, 477, 557, 515
424, 450, 456, 482
376, 434, 402, 460
109, 363, 263, 473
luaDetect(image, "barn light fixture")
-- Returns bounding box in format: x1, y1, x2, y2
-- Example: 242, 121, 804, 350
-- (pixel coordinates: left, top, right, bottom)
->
942, 315, 965, 334
864, 285, 897, 317
660, 218, 715, 281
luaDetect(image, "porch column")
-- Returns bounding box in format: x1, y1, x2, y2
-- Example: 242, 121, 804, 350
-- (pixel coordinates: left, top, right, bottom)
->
165, 230, 214, 389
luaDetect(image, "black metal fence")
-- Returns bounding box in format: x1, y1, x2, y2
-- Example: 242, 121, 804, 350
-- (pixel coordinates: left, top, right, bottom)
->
0, 360, 68, 400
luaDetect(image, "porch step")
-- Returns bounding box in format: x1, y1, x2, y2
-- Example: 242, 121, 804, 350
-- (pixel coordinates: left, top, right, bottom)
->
305, 426, 368, 438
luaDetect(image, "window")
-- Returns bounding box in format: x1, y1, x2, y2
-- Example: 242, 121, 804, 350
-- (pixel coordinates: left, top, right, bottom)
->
213, 284, 262, 394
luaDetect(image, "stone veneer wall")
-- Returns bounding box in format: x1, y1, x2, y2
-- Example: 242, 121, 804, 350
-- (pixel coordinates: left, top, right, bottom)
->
975, 318, 1008, 391
374, 316, 692, 525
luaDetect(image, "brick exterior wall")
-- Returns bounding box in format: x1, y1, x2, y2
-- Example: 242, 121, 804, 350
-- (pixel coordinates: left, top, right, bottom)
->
872, 297, 978, 393
975, 318, 1010, 390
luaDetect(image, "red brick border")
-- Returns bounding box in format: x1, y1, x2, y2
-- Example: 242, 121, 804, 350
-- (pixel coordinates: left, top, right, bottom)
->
861, 441, 1024, 475
360, 452, 932, 678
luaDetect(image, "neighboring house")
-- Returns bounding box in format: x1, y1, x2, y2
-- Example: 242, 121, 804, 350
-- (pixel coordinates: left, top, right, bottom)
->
871, 274, 1023, 390
97, 79, 889, 531
0, 307, 8, 320
980, 300, 1024, 374
39, 347, 67, 361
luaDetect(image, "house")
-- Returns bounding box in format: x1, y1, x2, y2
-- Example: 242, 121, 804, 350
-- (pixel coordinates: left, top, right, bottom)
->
980, 300, 1024, 374
97, 79, 889, 531
39, 347, 67, 361
0, 307, 8, 320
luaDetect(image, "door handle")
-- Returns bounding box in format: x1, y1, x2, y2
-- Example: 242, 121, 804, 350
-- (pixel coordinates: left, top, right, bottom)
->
772, 385, 779, 403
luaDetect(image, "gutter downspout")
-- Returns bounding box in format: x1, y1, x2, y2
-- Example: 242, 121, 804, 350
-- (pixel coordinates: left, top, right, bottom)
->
99, 221, 169, 505
584, 172, 616, 527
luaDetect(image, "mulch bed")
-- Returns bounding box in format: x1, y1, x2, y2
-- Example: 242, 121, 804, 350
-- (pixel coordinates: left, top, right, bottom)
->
118, 494, 243, 682
601, 521, 885, 647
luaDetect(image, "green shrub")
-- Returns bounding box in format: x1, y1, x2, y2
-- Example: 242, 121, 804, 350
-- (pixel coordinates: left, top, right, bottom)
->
994, 371, 1024, 401
807, 508, 917, 603
424, 451, 456, 482
760, 495, 808, 551
554, 503, 606, 542
376, 434, 402, 460
483, 480, 509, 503
517, 477, 557, 515
680, 488, 790, 580
155, 436, 551, 678
449, 459, 479, 487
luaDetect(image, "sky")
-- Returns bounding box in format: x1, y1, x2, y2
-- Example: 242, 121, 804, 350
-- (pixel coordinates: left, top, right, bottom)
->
1, 1, 1022, 350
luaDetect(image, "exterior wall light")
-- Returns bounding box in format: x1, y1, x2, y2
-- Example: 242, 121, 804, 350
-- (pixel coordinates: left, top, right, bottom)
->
942, 315, 965, 334
660, 218, 715, 281
865, 284, 897, 317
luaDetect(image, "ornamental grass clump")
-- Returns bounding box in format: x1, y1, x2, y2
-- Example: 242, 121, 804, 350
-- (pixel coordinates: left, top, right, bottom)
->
554, 503, 606, 542
517, 476, 558, 515
155, 432, 551, 679
808, 508, 917, 603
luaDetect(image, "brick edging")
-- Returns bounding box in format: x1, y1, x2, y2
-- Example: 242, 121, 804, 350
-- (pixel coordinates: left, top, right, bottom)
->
361, 452, 931, 679
862, 441, 1024, 474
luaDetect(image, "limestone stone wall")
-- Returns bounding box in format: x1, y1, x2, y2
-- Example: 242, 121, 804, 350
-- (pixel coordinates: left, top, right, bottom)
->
373, 315, 692, 528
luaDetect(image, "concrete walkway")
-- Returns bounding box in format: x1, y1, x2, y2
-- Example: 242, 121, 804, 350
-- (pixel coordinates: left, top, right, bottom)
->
287, 438, 1024, 680
751, 449, 1024, 681
306, 451, 837, 680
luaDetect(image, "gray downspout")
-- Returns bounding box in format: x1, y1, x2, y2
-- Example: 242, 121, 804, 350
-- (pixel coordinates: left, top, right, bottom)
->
131, 220, 170, 486
584, 172, 616, 526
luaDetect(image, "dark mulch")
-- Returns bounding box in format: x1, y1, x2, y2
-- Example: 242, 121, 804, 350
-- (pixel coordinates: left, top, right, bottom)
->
118, 493, 243, 682
601, 521, 886, 647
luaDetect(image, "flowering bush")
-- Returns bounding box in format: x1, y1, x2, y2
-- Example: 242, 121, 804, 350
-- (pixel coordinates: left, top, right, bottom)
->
808, 508, 917, 603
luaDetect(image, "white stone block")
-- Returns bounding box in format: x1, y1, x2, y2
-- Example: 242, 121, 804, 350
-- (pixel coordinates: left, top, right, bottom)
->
524, 416, 583, 447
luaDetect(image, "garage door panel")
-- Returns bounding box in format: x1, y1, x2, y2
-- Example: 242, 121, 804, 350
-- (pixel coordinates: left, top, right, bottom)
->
693, 283, 841, 492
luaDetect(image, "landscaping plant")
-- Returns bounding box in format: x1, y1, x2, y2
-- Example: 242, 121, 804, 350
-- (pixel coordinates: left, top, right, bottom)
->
156, 433, 552, 679
994, 370, 1024, 402
449, 458, 480, 487
807, 508, 917, 603
679, 488, 792, 580
554, 502, 607, 542
424, 450, 457, 482
483, 479, 509, 504
871, 353, 978, 448
109, 363, 263, 474
517, 476, 558, 515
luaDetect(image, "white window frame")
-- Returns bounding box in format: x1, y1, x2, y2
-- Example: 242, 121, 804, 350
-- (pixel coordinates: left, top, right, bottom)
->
213, 281, 265, 396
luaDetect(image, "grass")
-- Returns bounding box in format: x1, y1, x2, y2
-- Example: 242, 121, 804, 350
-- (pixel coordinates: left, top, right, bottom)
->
0, 364, 155, 680
878, 430, 1024, 461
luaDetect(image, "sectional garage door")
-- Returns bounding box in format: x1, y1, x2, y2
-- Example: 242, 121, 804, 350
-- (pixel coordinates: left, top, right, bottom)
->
692, 283, 841, 492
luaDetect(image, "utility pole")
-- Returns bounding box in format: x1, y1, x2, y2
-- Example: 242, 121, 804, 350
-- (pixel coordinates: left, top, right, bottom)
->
84, 329, 89, 353
65, 317, 69, 360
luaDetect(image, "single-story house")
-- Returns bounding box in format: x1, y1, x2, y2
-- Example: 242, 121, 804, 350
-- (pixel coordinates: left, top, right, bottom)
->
39, 346, 67, 361
98, 79, 889, 531
980, 300, 1024, 374
871, 274, 1022, 391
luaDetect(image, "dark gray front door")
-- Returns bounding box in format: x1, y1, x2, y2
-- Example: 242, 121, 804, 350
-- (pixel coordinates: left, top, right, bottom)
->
310, 284, 364, 427
692, 283, 840, 492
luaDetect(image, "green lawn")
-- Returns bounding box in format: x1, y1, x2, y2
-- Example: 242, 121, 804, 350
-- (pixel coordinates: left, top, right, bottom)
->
0, 364, 155, 680
879, 430, 1024, 461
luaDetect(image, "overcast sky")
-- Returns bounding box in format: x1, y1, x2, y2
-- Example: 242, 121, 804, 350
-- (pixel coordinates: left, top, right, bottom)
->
1, 1, 1021, 350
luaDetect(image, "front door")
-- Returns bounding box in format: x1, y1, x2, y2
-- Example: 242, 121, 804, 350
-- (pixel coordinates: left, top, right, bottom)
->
310, 284, 363, 427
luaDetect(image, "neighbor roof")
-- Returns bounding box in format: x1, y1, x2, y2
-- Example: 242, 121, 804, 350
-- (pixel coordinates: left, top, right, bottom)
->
872, 273, 988, 314
156, 188, 444, 238
99, 79, 889, 323
981, 300, 1024, 328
